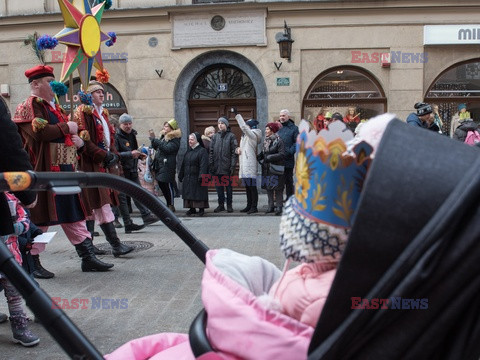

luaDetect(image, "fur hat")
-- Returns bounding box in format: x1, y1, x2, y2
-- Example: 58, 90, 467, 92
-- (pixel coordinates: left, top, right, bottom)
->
266, 122, 281, 133
218, 117, 229, 127
86, 80, 104, 94
246, 119, 259, 129
414, 102, 433, 116
119, 113, 133, 124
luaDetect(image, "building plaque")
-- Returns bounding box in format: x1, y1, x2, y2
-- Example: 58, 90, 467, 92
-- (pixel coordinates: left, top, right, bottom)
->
172, 9, 266, 48
276, 77, 290, 86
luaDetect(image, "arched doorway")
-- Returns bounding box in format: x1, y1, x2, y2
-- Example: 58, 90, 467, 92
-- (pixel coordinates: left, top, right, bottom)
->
425, 59, 480, 136
174, 50, 268, 164
188, 65, 256, 144
303, 66, 387, 132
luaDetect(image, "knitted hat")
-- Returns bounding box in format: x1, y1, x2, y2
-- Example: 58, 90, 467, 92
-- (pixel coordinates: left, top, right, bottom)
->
218, 117, 229, 127
166, 119, 178, 130
331, 112, 344, 122
246, 119, 259, 129
325, 112, 332, 119
86, 80, 104, 94
458, 103, 467, 111
278, 117, 386, 264
414, 102, 432, 116
266, 122, 281, 133
119, 113, 133, 124
25, 65, 55, 83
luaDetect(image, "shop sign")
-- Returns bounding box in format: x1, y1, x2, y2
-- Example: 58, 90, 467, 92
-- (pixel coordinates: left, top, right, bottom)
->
424, 25, 480, 45
58, 80, 126, 111
276, 77, 290, 86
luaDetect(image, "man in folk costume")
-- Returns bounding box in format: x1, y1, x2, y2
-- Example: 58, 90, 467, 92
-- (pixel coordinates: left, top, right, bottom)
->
73, 80, 134, 257
13, 65, 113, 272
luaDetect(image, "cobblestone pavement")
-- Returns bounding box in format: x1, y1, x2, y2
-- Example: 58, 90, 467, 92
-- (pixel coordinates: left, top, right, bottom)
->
0, 193, 286, 359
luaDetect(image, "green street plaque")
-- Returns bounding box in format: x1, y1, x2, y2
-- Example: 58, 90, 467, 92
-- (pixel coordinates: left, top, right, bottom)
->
276, 77, 290, 86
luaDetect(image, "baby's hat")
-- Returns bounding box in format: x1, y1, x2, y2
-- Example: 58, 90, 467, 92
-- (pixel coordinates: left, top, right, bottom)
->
279, 119, 377, 264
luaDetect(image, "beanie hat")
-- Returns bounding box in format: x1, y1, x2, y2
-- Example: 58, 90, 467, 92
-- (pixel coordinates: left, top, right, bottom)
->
119, 113, 133, 124
266, 122, 281, 133
458, 103, 467, 111
325, 112, 332, 119
414, 102, 433, 116
218, 117, 229, 127
331, 112, 344, 122
246, 119, 259, 129
167, 119, 178, 130
86, 80, 104, 94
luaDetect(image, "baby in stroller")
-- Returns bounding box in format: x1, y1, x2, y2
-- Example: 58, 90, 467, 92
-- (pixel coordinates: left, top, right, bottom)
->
106, 115, 393, 360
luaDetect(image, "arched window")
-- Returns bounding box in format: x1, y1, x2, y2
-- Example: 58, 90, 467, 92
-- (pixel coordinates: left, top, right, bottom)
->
303, 66, 386, 131
425, 59, 480, 135
190, 66, 255, 99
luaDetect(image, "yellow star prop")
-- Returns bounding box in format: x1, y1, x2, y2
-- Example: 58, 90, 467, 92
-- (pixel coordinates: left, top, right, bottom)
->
54, 0, 110, 90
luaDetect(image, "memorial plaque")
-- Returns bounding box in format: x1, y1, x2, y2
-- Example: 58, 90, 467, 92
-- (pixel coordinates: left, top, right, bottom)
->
276, 77, 290, 86
172, 9, 266, 48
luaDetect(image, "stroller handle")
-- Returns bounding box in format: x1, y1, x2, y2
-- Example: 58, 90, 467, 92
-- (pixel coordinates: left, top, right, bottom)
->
0, 171, 209, 359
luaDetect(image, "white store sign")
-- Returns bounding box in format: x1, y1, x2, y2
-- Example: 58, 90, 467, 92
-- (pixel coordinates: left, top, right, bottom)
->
424, 25, 480, 45
172, 9, 266, 49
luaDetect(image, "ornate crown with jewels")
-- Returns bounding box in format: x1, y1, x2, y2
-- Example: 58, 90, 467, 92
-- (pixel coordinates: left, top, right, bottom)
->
279, 119, 374, 264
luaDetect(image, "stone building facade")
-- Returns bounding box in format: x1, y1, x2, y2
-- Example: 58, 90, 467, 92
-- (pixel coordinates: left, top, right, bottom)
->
1, 0, 480, 148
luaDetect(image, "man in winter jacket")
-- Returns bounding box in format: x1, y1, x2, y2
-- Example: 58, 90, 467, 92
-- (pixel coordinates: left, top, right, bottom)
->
114, 113, 159, 233
406, 102, 432, 128
277, 109, 299, 201
209, 117, 238, 213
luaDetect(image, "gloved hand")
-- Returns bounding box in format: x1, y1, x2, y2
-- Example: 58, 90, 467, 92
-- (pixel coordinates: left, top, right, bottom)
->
103, 151, 119, 168
71, 134, 84, 149
67, 121, 78, 135
256, 152, 264, 161
31, 227, 43, 239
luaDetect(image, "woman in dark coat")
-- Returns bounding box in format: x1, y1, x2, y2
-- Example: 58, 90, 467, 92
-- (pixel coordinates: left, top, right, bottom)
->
150, 119, 182, 212
178, 133, 209, 216
257, 122, 285, 216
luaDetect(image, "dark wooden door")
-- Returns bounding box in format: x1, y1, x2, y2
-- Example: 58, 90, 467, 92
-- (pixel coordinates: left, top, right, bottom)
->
188, 99, 256, 190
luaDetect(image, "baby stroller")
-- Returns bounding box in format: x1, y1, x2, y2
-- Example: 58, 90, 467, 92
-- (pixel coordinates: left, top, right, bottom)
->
1, 119, 480, 359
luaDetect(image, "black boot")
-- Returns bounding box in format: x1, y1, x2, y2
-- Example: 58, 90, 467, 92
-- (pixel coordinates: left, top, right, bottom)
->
247, 207, 258, 214
275, 206, 283, 216
100, 222, 134, 257
265, 206, 275, 214
86, 220, 106, 255
32, 254, 55, 279
240, 187, 252, 212
74, 239, 114, 272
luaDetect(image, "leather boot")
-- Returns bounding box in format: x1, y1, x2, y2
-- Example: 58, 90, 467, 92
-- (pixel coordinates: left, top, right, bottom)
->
265, 207, 275, 214
275, 206, 283, 216
86, 220, 106, 255
32, 254, 55, 279
168, 204, 176, 212
247, 207, 258, 214
100, 222, 134, 257
75, 238, 114, 272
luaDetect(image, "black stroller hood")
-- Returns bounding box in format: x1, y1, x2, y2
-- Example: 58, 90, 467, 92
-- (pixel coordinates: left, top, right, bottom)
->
308, 119, 480, 359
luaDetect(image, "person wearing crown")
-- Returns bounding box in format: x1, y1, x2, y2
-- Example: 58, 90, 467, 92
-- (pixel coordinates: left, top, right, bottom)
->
13, 65, 113, 272
73, 80, 135, 258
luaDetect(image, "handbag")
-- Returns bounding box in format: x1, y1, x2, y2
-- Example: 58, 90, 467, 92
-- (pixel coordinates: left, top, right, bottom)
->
269, 163, 285, 175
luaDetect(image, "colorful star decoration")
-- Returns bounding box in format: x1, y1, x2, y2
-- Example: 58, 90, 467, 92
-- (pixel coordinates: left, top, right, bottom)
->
54, 0, 111, 90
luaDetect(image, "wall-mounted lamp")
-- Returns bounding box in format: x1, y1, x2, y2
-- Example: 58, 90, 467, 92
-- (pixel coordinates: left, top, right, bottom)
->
275, 21, 294, 62
155, 69, 163, 78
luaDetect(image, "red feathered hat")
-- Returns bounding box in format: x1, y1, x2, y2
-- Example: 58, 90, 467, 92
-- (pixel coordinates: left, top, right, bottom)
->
24, 65, 54, 83
266, 122, 282, 133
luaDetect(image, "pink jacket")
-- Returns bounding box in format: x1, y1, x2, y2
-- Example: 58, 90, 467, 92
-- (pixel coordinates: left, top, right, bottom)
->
268, 263, 337, 328
106, 249, 314, 360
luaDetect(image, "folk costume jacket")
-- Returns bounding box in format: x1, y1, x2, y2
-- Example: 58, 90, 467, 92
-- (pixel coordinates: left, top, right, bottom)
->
74, 104, 120, 213
13, 96, 86, 225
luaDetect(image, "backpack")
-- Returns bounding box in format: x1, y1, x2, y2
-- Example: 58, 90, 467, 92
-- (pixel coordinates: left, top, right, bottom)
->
464, 130, 480, 145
